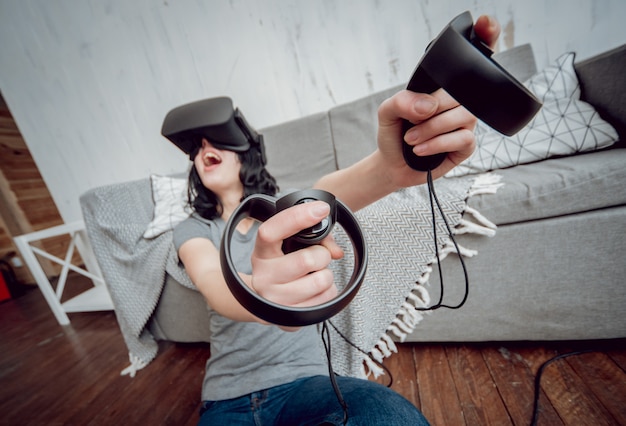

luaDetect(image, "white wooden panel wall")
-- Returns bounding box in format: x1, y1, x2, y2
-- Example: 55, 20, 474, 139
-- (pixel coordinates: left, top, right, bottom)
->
0, 0, 625, 222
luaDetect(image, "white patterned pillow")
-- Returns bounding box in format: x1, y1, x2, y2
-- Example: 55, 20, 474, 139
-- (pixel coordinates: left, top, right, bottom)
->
525, 52, 580, 102
447, 52, 619, 177
143, 174, 191, 239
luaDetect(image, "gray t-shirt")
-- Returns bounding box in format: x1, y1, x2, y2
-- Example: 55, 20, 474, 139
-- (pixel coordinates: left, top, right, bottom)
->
173, 213, 328, 401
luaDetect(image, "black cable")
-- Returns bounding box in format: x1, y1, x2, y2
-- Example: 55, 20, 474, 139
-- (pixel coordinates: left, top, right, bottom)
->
408, 173, 604, 426
318, 168, 468, 422
321, 321, 349, 425
529, 349, 594, 426
318, 169, 471, 423
319, 319, 398, 426
327, 319, 394, 388
415, 169, 470, 311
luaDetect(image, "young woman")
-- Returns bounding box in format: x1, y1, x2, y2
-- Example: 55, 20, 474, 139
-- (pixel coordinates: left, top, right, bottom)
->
172, 15, 501, 425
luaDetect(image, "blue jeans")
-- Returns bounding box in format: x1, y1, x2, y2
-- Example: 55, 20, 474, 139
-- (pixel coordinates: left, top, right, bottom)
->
198, 375, 429, 425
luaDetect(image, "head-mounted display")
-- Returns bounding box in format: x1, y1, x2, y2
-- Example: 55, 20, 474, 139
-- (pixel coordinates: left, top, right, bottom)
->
161, 96, 266, 164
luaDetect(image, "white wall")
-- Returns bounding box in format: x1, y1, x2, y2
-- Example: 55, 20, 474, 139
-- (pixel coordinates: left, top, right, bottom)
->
0, 0, 625, 222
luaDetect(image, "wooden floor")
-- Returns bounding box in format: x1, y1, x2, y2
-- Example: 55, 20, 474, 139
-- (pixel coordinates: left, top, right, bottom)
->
1, 275, 625, 426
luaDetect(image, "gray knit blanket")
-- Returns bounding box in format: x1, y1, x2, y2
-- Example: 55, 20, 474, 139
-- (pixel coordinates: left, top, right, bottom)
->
80, 177, 195, 375
80, 173, 501, 377
328, 174, 501, 378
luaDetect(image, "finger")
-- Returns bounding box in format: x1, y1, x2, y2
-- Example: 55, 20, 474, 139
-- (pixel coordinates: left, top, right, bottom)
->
394, 89, 459, 136
430, 88, 461, 113
259, 268, 337, 307
378, 90, 438, 130
432, 135, 478, 179
254, 244, 332, 286
291, 279, 339, 308
320, 233, 345, 260
412, 127, 476, 160
474, 15, 501, 50
255, 201, 330, 259
404, 104, 476, 152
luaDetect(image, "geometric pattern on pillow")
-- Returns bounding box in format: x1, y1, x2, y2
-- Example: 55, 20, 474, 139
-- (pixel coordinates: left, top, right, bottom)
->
525, 52, 581, 102
142, 174, 191, 239
447, 52, 619, 177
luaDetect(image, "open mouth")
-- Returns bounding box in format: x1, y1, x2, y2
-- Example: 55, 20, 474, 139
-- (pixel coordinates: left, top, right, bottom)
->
203, 151, 222, 167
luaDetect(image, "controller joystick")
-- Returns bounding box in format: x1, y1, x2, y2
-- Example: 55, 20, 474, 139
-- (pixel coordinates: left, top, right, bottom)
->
220, 189, 367, 327
276, 191, 337, 254
402, 11, 542, 171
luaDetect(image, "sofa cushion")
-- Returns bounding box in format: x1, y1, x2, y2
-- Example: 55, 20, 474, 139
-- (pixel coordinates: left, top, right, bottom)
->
448, 52, 619, 177
261, 111, 337, 190
330, 85, 400, 170
464, 147, 626, 226
405, 205, 626, 342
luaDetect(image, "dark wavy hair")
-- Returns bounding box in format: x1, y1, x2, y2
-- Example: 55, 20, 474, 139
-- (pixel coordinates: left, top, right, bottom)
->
186, 145, 279, 220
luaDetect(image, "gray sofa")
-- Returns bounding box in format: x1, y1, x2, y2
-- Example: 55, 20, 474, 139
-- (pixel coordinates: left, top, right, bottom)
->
81, 43, 626, 353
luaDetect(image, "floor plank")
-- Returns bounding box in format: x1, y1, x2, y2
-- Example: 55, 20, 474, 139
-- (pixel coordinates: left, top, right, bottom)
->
446, 344, 512, 426
372, 342, 422, 409
469, 344, 564, 426
412, 344, 465, 425
519, 345, 620, 426
565, 352, 626, 425
606, 347, 626, 372
1, 276, 625, 425
0, 283, 208, 426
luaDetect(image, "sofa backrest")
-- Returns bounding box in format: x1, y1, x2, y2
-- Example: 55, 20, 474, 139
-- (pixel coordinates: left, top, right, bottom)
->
262, 111, 337, 191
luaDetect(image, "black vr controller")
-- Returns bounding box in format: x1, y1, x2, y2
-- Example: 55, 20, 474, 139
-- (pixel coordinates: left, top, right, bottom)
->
402, 11, 542, 171
220, 189, 368, 327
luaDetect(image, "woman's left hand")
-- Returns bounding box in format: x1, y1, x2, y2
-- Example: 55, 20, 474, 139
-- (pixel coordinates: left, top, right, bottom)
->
250, 201, 344, 310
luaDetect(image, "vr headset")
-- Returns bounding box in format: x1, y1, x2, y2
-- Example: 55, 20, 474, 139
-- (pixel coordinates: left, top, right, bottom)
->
161, 96, 267, 164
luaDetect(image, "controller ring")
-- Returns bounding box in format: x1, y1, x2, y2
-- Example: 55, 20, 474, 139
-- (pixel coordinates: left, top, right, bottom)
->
402, 11, 542, 171
219, 190, 368, 327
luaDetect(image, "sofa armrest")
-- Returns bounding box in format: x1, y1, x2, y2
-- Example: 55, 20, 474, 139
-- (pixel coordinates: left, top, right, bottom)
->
575, 44, 626, 144
261, 111, 338, 190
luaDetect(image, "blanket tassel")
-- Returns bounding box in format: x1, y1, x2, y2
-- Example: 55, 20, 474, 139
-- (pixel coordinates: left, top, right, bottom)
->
366, 173, 503, 379
120, 353, 149, 378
